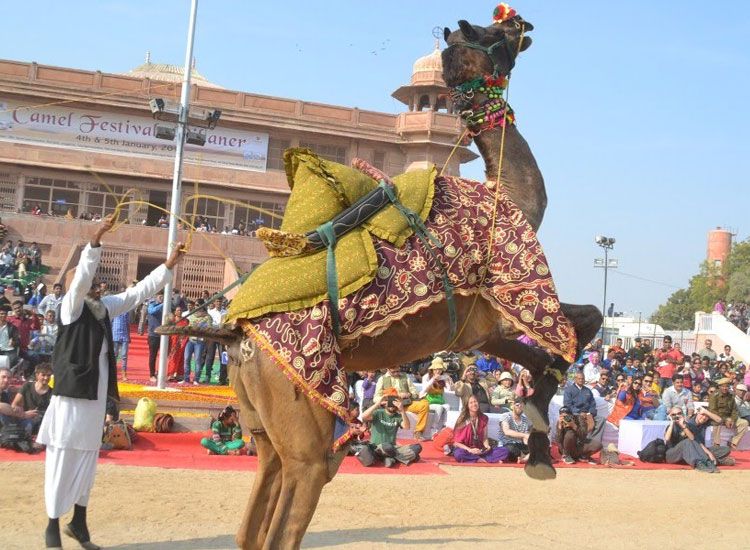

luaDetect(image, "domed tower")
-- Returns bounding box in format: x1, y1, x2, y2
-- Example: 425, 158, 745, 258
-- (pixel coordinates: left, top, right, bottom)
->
391, 41, 477, 175
125, 51, 224, 89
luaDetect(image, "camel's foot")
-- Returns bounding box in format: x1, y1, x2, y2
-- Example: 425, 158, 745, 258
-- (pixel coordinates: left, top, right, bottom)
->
524, 431, 556, 480
525, 371, 560, 432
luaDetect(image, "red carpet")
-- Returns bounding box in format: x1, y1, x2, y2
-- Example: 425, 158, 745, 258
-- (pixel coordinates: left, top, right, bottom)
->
2, 432, 749, 473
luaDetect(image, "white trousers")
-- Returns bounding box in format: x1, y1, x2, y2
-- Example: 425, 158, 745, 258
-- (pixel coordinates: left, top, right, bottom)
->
44, 445, 98, 518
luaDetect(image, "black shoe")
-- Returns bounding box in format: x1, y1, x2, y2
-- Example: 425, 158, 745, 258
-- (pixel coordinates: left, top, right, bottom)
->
45, 519, 61, 549
64, 523, 101, 550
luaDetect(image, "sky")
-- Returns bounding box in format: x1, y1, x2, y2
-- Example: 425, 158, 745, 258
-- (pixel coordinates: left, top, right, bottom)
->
2, 1, 748, 319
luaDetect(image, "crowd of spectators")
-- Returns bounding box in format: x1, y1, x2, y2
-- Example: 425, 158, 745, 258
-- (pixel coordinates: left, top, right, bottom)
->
718, 300, 750, 334
345, 332, 750, 470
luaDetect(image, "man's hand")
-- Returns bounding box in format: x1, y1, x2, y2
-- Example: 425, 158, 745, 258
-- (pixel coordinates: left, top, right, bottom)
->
24, 409, 39, 419
164, 242, 187, 270
91, 214, 116, 247
706, 449, 717, 464
379, 396, 389, 407
394, 399, 404, 412
399, 392, 410, 400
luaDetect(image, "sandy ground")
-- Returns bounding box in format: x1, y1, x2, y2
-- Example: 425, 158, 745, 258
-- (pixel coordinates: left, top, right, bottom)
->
0, 461, 747, 550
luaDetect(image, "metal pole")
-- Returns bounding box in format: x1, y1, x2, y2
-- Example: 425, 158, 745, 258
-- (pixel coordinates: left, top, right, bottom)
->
637, 312, 642, 339
157, 0, 199, 389
602, 246, 608, 344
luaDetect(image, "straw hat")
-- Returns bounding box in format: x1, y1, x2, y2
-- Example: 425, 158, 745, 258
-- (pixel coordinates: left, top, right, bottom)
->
429, 357, 447, 371
717, 377, 732, 386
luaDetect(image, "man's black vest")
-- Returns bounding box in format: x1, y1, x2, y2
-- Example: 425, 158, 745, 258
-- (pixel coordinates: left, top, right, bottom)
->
52, 303, 119, 401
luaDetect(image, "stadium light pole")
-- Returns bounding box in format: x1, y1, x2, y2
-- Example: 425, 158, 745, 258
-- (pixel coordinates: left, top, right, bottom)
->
594, 236, 617, 343
156, 0, 198, 389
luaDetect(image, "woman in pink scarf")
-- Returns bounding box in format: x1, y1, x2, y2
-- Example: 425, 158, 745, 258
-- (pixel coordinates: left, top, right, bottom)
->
452, 396, 508, 463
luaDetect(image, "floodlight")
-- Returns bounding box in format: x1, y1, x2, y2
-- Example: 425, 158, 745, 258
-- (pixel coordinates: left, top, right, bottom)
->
186, 129, 206, 146
155, 124, 176, 141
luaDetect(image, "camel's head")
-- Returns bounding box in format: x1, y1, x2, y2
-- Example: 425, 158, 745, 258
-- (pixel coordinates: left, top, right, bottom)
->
442, 14, 533, 87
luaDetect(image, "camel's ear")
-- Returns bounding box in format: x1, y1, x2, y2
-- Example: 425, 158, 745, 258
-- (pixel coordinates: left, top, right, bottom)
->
457, 20, 480, 42
443, 27, 451, 43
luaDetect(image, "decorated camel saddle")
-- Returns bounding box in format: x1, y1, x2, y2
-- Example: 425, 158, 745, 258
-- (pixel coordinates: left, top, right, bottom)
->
227, 149, 576, 447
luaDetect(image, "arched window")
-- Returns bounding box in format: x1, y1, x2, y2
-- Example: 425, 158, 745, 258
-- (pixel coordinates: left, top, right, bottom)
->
417, 94, 431, 111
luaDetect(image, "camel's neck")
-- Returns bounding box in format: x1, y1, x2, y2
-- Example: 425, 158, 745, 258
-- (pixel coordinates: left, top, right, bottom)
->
473, 125, 547, 232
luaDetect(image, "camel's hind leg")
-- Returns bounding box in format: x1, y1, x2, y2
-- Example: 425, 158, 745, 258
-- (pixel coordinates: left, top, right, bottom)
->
242, 350, 346, 550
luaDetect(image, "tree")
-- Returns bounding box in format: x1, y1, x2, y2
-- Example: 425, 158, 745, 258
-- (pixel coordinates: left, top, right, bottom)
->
651, 237, 750, 329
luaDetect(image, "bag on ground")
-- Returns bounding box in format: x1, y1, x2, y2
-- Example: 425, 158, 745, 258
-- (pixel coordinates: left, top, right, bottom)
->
637, 438, 667, 463
133, 397, 158, 432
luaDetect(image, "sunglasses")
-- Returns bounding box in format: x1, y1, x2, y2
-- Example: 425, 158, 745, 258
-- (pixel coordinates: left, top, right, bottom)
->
670, 414, 683, 419
633, 381, 642, 385
643, 379, 653, 383
616, 378, 624, 382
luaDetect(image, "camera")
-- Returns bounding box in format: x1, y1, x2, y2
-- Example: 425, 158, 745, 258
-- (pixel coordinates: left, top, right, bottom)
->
562, 414, 574, 423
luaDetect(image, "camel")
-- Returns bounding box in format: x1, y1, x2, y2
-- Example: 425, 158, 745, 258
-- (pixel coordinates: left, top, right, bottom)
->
158, 12, 602, 550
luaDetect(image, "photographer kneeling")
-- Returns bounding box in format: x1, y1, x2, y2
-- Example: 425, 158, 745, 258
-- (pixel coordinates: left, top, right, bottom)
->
357, 394, 422, 468
556, 405, 602, 464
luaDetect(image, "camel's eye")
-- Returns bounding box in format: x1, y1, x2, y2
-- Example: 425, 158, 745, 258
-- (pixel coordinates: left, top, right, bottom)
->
514, 21, 521, 30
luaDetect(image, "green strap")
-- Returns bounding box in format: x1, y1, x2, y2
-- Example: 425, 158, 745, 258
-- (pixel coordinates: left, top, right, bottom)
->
378, 181, 457, 345
317, 221, 341, 337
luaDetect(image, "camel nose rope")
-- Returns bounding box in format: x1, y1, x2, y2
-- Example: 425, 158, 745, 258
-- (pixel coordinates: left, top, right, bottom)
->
445, 23, 526, 350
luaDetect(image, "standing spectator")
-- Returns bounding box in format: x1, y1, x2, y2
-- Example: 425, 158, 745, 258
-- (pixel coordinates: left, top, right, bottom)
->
556, 405, 602, 464
166, 307, 189, 382
609, 338, 626, 361
11, 363, 52, 435
202, 298, 227, 385
8, 300, 41, 359
627, 337, 646, 362
708, 378, 749, 451
497, 397, 531, 462
654, 336, 681, 390
181, 304, 211, 385
452, 395, 508, 463
37, 283, 64, 317
146, 293, 165, 383
27, 310, 57, 366
110, 303, 130, 382
713, 299, 726, 315
360, 371, 377, 412
373, 366, 431, 441
35, 217, 182, 549
358, 395, 422, 468
0, 247, 15, 277
696, 339, 717, 363
454, 364, 492, 413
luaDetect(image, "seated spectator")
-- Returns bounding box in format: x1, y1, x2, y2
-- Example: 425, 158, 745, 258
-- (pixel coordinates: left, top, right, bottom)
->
638, 373, 660, 418
608, 378, 639, 426
200, 406, 245, 455
454, 364, 492, 413
620, 357, 639, 378
0, 366, 17, 427
11, 363, 52, 435
490, 371, 515, 412
0, 307, 20, 371
691, 380, 707, 402
360, 371, 377, 412
0, 248, 14, 277
452, 396, 508, 463
708, 378, 749, 451
735, 384, 750, 423
358, 395, 422, 467
419, 358, 452, 430
556, 405, 602, 464
347, 402, 369, 455
475, 352, 500, 374
27, 309, 58, 365
592, 371, 615, 401
497, 397, 531, 462
515, 368, 535, 399
374, 365, 431, 441
583, 352, 601, 384
563, 371, 597, 419
657, 375, 694, 420
691, 406, 735, 466
664, 407, 718, 473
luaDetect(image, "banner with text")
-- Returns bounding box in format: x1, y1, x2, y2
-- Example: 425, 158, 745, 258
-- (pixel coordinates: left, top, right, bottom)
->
0, 98, 269, 172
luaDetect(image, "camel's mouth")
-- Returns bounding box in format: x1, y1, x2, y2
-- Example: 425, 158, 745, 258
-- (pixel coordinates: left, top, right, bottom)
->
520, 35, 532, 52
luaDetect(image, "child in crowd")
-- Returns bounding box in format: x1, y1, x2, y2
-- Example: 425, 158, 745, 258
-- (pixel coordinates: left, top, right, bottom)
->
201, 406, 245, 456
347, 402, 369, 455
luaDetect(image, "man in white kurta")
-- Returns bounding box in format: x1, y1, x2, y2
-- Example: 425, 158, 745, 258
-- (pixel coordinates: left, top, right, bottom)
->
37, 218, 184, 549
